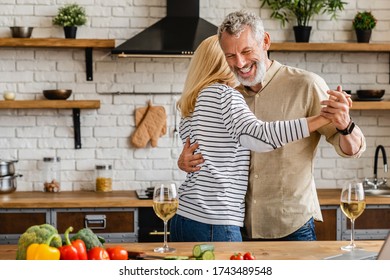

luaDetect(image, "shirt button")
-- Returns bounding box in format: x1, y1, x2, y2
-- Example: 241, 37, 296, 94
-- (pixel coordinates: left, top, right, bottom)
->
254, 174, 259, 179
253, 200, 257, 204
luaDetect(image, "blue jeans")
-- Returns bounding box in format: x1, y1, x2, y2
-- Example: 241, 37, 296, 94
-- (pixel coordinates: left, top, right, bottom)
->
279, 218, 317, 241
170, 214, 242, 242
242, 217, 317, 241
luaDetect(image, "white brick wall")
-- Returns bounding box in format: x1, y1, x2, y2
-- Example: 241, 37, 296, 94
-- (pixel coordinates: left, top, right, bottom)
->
0, 0, 389, 192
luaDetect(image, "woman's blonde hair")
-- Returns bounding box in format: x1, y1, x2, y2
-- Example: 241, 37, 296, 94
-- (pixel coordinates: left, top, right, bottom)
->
177, 35, 237, 118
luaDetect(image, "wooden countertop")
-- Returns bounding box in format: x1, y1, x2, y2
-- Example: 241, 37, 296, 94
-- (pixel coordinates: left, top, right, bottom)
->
1, 189, 389, 209
0, 240, 383, 260
0, 191, 153, 208
1, 189, 390, 209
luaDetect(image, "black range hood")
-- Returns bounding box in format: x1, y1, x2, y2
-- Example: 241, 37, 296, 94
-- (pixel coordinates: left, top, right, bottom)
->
111, 0, 218, 57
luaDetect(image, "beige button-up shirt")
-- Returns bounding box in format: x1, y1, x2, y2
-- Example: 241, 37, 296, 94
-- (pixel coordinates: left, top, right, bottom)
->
239, 61, 366, 239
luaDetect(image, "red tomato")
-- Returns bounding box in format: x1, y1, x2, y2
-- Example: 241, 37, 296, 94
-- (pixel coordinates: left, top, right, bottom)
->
230, 253, 244, 260
243, 252, 256, 260
87, 247, 110, 260
106, 246, 128, 260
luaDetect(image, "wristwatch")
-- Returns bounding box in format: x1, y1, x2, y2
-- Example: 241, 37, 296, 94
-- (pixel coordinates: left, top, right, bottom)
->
336, 118, 355, 135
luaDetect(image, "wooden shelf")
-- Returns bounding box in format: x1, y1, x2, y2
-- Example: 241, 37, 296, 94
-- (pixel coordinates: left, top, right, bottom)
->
0, 38, 115, 48
351, 100, 390, 110
0, 38, 115, 81
0, 100, 100, 109
269, 42, 390, 52
268, 42, 390, 84
0, 100, 100, 149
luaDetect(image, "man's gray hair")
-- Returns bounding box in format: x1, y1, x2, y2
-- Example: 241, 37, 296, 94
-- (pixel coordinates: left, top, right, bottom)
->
218, 10, 265, 42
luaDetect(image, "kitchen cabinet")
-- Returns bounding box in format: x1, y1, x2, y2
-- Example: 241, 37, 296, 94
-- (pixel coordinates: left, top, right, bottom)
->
53, 207, 137, 243
138, 207, 169, 243
317, 189, 390, 241
0, 191, 148, 244
0, 100, 100, 149
0, 207, 137, 244
0, 38, 115, 81
0, 209, 50, 244
315, 206, 339, 240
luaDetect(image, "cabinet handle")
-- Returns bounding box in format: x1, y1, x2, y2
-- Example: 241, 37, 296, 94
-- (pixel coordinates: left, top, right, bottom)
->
149, 231, 170, 236
85, 214, 106, 229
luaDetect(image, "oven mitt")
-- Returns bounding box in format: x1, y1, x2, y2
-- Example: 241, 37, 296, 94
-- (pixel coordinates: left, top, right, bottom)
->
131, 101, 167, 148
135, 106, 167, 136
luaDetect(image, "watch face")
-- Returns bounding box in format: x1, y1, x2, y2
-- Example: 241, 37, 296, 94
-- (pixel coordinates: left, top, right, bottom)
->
348, 122, 355, 133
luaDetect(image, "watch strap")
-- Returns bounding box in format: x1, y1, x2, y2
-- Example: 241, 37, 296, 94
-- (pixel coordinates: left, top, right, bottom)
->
336, 118, 355, 135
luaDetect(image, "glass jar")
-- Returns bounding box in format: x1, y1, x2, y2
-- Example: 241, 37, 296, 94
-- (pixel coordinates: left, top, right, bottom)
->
95, 165, 112, 192
42, 157, 61, 192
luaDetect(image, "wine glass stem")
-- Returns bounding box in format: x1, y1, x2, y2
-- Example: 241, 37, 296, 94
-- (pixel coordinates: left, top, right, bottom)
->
350, 219, 355, 247
163, 220, 168, 250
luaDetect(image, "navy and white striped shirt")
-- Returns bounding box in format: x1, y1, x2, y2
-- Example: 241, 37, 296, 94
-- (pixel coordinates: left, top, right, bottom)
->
177, 83, 309, 227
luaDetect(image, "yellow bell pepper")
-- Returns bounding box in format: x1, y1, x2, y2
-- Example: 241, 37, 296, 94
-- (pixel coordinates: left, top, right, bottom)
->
26, 233, 61, 260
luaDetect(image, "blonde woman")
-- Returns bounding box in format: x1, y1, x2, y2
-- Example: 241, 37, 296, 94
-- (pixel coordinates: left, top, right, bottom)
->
170, 35, 331, 242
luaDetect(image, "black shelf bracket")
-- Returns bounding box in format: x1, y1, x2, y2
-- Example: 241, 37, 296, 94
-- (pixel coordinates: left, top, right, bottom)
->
72, 108, 81, 149
85, 47, 93, 81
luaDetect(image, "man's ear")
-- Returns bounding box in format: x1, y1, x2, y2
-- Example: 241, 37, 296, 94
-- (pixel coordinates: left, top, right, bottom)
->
263, 32, 271, 51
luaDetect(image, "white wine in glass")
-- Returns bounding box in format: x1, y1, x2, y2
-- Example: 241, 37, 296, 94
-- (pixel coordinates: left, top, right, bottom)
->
340, 181, 366, 251
152, 182, 178, 253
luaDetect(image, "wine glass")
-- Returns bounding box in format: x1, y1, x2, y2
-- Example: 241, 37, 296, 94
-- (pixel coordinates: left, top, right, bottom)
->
340, 181, 366, 251
152, 182, 178, 253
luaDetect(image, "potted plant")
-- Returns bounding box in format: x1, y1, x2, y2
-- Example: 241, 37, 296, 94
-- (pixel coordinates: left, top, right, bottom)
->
352, 11, 377, 43
260, 0, 346, 42
52, 3, 87, 39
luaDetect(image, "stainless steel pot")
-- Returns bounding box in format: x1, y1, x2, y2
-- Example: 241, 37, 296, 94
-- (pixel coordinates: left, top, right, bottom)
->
0, 174, 22, 194
0, 160, 18, 177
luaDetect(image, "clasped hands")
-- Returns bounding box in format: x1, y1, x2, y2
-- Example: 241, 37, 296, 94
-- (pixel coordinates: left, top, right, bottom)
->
320, 85, 353, 130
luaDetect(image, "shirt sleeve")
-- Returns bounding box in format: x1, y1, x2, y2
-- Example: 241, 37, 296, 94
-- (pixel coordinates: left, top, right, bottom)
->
220, 85, 310, 153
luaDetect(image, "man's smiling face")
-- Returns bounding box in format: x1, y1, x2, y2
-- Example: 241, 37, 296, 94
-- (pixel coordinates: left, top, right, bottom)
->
219, 26, 267, 89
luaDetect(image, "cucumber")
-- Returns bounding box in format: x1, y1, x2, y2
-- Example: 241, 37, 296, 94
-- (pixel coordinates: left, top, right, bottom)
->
164, 255, 190, 260
192, 244, 215, 258
198, 250, 215, 260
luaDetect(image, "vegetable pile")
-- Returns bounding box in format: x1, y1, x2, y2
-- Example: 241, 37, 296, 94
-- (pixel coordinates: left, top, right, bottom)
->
16, 224, 62, 260
16, 224, 128, 261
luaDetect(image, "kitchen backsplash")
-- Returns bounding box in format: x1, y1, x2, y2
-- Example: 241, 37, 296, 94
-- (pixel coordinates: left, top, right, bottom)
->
0, 0, 389, 191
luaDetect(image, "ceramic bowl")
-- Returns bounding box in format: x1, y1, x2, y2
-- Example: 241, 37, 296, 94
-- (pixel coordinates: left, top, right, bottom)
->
43, 89, 72, 100
356, 90, 385, 100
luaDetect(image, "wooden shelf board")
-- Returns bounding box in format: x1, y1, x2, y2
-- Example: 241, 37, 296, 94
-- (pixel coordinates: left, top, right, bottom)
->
0, 38, 115, 48
351, 100, 390, 110
270, 42, 390, 52
0, 100, 100, 109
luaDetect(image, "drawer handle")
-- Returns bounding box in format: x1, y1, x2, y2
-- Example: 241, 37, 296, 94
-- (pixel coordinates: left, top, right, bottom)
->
149, 231, 170, 236
85, 214, 106, 229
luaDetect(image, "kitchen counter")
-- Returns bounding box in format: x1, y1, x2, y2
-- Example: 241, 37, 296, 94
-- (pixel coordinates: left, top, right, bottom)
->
1, 189, 390, 209
0, 240, 384, 260
0, 191, 153, 208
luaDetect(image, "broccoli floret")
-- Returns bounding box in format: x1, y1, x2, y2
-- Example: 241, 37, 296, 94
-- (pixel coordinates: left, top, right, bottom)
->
70, 228, 104, 251
16, 224, 62, 260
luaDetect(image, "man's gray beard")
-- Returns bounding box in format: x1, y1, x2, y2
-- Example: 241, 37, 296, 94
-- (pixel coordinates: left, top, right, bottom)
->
236, 60, 266, 87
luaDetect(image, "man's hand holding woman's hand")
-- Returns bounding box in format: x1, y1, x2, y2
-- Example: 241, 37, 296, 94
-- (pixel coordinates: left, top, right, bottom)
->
320, 85, 353, 130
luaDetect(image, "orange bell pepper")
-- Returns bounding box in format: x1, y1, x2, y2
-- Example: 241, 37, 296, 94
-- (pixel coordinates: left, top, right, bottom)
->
26, 233, 61, 260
